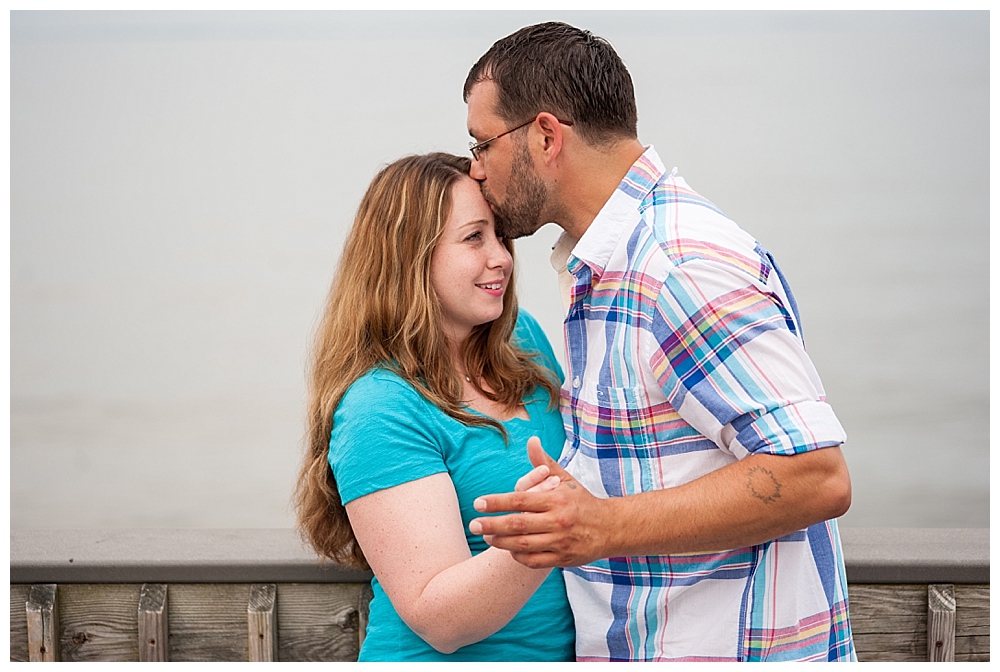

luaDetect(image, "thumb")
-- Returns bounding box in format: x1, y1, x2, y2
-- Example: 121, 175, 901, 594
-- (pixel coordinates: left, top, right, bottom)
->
526, 436, 571, 481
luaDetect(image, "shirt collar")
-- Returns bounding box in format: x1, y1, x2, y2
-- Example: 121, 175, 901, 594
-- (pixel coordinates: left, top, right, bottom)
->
567, 145, 666, 277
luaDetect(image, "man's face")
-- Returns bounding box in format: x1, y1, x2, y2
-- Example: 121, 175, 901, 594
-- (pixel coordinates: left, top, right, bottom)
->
466, 81, 548, 240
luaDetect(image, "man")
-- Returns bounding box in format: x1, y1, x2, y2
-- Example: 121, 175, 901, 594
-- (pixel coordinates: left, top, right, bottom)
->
463, 22, 856, 662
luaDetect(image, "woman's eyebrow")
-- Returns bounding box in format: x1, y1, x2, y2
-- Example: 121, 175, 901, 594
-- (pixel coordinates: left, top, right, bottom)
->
456, 218, 489, 231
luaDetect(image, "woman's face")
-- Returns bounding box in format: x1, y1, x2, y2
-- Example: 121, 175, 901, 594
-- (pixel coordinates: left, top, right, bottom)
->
430, 176, 513, 346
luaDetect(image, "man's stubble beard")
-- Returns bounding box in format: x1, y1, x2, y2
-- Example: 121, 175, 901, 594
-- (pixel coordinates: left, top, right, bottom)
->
486, 142, 549, 240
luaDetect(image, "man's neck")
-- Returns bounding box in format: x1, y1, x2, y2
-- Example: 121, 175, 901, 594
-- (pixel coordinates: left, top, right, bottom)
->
554, 138, 646, 240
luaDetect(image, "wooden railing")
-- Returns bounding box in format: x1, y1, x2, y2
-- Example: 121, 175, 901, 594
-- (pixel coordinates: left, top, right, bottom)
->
9, 527, 989, 662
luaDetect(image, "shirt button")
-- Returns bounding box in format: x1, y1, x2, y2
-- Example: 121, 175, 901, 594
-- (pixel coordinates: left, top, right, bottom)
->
572, 376, 581, 388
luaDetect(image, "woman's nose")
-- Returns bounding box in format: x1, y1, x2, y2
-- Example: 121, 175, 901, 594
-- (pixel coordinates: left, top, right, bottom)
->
489, 241, 513, 271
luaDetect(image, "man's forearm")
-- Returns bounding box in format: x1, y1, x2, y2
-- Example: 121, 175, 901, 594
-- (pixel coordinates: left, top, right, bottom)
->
597, 447, 851, 558
471, 445, 851, 567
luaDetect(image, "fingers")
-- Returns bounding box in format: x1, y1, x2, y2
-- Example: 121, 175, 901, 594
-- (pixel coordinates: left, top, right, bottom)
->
526, 436, 572, 481
482, 534, 563, 568
472, 490, 555, 516
489, 532, 568, 568
469, 507, 559, 537
514, 464, 550, 492
525, 436, 552, 468
526, 475, 562, 493
511, 551, 562, 570
517, 439, 566, 492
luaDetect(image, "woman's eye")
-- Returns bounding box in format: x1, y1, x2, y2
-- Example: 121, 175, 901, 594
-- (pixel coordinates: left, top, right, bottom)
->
465, 231, 482, 242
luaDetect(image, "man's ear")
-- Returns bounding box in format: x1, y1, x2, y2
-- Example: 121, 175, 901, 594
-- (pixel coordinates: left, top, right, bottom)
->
534, 112, 565, 166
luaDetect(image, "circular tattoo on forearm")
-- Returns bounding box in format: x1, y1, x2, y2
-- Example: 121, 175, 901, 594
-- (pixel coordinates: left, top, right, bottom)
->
746, 466, 782, 504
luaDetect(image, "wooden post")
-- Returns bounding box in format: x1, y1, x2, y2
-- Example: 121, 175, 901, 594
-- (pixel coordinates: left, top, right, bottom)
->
138, 583, 169, 661
248, 584, 277, 662
358, 583, 373, 651
26, 584, 59, 662
927, 583, 956, 661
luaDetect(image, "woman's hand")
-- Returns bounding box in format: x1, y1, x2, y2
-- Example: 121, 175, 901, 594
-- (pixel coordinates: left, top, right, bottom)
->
515, 464, 562, 493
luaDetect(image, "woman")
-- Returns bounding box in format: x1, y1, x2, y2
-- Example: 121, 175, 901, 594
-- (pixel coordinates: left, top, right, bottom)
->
295, 153, 575, 661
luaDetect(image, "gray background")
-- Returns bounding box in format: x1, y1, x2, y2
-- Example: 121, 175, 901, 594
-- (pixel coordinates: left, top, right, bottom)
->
10, 11, 989, 529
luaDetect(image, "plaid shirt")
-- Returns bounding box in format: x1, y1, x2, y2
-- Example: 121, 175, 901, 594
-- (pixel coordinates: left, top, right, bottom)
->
556, 146, 854, 661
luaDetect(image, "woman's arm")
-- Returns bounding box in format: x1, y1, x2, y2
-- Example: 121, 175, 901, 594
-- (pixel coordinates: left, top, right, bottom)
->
345, 471, 555, 654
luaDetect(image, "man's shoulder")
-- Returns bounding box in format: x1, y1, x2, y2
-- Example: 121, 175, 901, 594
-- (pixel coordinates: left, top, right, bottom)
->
633, 175, 769, 283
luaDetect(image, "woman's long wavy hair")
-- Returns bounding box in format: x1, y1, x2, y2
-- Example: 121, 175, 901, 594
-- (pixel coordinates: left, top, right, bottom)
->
295, 152, 560, 568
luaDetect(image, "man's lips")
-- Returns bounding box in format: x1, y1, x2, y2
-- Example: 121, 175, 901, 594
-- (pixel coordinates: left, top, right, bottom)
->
480, 187, 498, 211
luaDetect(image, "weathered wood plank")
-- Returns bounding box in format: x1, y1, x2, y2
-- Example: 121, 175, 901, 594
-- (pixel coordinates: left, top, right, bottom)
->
6, 581, 989, 662
248, 584, 277, 662
927, 584, 955, 661
26, 584, 59, 662
848, 584, 990, 662
56, 584, 142, 661
848, 584, 927, 632
167, 584, 250, 661
138, 584, 168, 662
955, 636, 990, 662
852, 637, 923, 661
358, 582, 373, 651
10, 584, 31, 662
955, 584, 989, 661
11, 583, 365, 663
955, 584, 990, 635
848, 584, 926, 662
275, 583, 362, 662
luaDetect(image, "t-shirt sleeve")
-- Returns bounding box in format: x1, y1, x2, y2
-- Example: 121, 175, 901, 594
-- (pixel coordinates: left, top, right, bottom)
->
647, 258, 846, 459
328, 371, 448, 505
513, 309, 565, 384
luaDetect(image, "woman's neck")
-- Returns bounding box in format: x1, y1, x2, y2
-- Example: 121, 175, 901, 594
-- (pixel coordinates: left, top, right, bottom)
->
446, 336, 470, 380
447, 335, 528, 422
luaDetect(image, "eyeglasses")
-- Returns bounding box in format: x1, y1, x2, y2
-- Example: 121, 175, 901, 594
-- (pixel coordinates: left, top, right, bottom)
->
468, 116, 574, 161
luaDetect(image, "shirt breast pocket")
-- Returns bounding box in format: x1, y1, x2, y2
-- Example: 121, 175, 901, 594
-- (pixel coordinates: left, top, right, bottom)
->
571, 384, 670, 496
588, 384, 658, 455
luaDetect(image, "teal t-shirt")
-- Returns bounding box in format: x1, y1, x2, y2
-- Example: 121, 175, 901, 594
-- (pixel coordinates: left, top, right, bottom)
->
328, 310, 575, 662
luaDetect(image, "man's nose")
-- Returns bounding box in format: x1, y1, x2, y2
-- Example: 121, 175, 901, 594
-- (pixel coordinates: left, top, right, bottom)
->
469, 157, 486, 181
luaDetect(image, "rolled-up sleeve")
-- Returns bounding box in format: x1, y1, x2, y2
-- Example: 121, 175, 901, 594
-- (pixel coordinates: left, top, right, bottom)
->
648, 258, 846, 459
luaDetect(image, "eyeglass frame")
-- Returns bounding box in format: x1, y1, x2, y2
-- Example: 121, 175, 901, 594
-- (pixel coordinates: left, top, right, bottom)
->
468, 116, 574, 161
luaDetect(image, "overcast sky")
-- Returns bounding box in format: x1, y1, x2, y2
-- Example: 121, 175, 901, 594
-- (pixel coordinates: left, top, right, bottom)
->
9, 10, 989, 529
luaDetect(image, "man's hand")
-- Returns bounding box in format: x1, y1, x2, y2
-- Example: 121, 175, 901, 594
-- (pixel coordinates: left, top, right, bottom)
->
469, 437, 614, 568
470, 439, 851, 567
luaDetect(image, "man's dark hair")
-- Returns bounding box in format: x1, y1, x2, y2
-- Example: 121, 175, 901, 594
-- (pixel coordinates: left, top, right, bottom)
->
464, 22, 638, 146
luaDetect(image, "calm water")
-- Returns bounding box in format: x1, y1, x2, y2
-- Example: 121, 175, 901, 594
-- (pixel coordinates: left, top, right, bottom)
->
10, 11, 989, 529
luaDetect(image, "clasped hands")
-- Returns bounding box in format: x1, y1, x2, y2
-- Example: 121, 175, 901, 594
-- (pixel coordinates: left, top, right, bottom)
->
468, 437, 612, 568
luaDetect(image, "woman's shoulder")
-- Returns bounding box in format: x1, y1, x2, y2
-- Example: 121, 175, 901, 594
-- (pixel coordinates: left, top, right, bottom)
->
512, 309, 549, 350
335, 367, 448, 442
331, 368, 445, 462
330, 368, 450, 505
340, 366, 427, 409
512, 309, 562, 380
